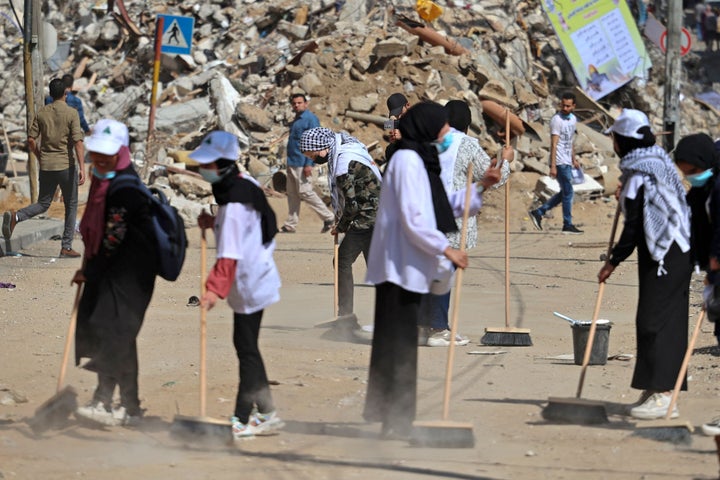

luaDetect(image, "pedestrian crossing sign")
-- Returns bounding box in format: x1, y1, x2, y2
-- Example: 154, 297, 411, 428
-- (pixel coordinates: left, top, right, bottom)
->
158, 14, 194, 55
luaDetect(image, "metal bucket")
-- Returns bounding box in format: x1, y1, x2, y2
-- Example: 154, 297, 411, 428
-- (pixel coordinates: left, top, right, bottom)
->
571, 320, 611, 366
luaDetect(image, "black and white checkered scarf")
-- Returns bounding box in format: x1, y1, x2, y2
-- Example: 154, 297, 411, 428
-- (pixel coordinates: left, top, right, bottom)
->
619, 145, 691, 275
300, 127, 381, 213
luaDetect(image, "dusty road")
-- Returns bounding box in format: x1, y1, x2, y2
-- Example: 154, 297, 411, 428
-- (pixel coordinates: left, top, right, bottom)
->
1, 178, 720, 479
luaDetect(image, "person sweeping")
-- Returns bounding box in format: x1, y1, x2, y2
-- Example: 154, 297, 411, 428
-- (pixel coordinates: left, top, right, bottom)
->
73, 119, 158, 426
598, 109, 691, 420
190, 130, 284, 441
362, 102, 503, 438
673, 133, 720, 436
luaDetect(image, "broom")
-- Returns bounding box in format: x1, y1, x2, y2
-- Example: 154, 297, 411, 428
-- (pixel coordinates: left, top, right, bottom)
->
632, 309, 702, 445
28, 284, 81, 434
481, 109, 532, 346
411, 165, 475, 448
542, 203, 622, 424
170, 227, 232, 445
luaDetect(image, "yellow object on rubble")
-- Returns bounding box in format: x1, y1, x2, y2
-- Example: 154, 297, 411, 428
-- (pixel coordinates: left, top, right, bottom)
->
416, 0, 443, 22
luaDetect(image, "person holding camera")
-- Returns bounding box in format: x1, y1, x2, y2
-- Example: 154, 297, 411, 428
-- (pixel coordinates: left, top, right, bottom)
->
383, 93, 411, 165
673, 133, 720, 436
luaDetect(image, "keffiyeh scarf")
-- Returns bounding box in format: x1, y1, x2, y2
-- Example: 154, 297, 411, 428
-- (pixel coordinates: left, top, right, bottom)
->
619, 145, 691, 275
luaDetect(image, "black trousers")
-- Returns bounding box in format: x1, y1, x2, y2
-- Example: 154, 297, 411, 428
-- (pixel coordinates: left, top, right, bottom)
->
363, 282, 420, 435
92, 341, 140, 415
233, 310, 274, 423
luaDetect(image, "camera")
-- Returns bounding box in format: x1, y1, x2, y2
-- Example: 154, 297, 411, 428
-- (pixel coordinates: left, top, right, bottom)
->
383, 119, 399, 130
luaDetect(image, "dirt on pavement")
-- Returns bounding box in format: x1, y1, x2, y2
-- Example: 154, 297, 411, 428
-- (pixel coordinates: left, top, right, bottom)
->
1, 178, 720, 480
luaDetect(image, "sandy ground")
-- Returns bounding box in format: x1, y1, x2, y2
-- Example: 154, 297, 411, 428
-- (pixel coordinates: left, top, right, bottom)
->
1, 175, 720, 480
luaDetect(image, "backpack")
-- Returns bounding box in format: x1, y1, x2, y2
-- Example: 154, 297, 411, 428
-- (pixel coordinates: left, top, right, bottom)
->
109, 174, 188, 281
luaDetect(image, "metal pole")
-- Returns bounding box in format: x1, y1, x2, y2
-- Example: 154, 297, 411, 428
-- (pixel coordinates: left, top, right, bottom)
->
663, 0, 682, 151
22, 0, 38, 201
148, 16, 163, 138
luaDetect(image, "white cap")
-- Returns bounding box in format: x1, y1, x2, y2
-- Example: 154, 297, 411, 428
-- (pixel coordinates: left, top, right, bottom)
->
604, 109, 651, 140
86, 119, 130, 155
189, 131, 239, 164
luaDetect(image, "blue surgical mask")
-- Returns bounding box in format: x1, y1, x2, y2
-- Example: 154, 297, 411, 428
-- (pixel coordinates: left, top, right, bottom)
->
433, 133, 453, 154
686, 168, 714, 187
92, 167, 116, 180
199, 167, 222, 184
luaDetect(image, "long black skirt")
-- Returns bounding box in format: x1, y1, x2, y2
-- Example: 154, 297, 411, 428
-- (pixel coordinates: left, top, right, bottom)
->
363, 282, 420, 435
631, 242, 691, 391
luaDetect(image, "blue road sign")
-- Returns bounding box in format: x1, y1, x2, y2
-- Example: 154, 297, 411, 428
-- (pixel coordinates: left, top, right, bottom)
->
158, 14, 194, 55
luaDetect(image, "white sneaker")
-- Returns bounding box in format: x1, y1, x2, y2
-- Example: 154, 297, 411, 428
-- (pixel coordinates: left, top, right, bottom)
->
426, 329, 470, 347
630, 393, 679, 420
701, 417, 720, 436
111, 406, 143, 427
250, 410, 284, 435
75, 401, 117, 426
231, 416, 257, 440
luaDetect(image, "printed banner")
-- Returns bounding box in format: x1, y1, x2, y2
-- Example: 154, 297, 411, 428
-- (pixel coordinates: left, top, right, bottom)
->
541, 0, 651, 100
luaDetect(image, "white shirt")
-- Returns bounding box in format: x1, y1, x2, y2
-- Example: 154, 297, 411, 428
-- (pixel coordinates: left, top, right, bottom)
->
550, 112, 576, 166
365, 149, 484, 294
215, 202, 281, 314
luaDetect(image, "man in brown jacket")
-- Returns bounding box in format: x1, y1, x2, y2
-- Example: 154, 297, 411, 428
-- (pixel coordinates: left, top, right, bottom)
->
2, 78, 86, 257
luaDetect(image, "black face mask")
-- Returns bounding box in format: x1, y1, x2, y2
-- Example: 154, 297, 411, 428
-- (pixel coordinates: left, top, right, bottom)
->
314, 153, 329, 165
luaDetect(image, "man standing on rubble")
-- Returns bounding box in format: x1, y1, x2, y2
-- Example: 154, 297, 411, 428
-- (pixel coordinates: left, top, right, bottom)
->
279, 93, 335, 234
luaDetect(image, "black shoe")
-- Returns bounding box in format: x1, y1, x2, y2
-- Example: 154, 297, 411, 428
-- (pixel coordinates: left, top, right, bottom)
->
321, 220, 334, 234
562, 225, 583, 234
529, 210, 543, 231
279, 226, 295, 233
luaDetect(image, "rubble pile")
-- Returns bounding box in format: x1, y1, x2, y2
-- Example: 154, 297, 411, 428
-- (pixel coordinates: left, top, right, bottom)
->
0, 0, 717, 224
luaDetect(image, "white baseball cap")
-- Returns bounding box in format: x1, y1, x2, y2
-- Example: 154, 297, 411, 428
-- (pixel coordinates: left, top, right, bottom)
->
86, 119, 130, 155
189, 131, 239, 164
604, 109, 651, 140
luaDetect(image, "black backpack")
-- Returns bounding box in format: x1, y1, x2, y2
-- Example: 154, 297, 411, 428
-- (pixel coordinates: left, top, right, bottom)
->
108, 175, 188, 281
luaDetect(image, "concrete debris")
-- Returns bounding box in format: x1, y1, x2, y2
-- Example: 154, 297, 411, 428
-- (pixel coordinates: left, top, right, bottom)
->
0, 0, 717, 211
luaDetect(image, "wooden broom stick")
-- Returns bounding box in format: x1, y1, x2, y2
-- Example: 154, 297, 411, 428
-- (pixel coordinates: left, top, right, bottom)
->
504, 109, 511, 328
442, 163, 473, 420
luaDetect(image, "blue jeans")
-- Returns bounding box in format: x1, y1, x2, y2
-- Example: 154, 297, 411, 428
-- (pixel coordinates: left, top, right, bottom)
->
418, 291, 451, 330
536, 164, 574, 228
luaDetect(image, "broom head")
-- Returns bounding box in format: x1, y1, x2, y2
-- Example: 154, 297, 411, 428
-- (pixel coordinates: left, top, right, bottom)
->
170, 414, 233, 445
632, 419, 694, 445
481, 327, 532, 346
542, 396, 608, 424
411, 420, 475, 448
28, 385, 78, 434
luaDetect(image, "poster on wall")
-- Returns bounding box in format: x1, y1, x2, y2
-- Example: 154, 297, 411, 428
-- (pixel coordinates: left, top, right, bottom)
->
541, 0, 652, 100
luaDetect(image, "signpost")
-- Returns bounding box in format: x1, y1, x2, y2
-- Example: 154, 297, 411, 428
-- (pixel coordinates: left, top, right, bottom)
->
158, 14, 194, 56
146, 14, 194, 178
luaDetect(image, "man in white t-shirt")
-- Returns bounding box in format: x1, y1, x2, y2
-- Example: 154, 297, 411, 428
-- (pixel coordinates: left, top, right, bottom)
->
529, 92, 583, 234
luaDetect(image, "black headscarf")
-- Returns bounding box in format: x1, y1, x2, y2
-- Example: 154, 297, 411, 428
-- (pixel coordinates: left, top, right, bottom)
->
675, 133, 720, 173
396, 102, 457, 234
211, 162, 278, 244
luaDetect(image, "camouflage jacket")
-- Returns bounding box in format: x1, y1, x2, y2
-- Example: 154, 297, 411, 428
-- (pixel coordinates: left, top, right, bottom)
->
335, 160, 381, 232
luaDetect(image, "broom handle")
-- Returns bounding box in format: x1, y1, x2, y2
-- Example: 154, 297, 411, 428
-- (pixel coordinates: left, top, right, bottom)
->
442, 163, 473, 421
576, 282, 605, 398
504, 109, 510, 328
57, 283, 82, 392
665, 309, 705, 420
333, 232, 339, 316
200, 229, 208, 417
575, 203, 622, 398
